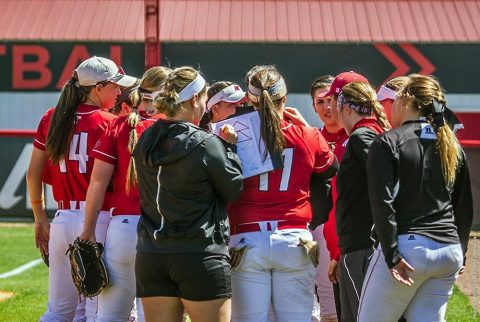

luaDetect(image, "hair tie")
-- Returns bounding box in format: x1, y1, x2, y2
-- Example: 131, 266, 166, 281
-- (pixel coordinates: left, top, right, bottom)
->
431, 100, 445, 128
71, 78, 80, 88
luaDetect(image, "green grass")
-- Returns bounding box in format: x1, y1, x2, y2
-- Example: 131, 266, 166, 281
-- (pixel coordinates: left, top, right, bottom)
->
0, 225, 478, 321
0, 225, 49, 322
446, 285, 480, 322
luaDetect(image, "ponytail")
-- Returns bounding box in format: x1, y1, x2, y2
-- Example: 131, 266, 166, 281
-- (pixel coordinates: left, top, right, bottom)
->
436, 123, 461, 186
397, 74, 462, 186
46, 75, 89, 163
155, 90, 180, 117
371, 100, 392, 131
125, 88, 142, 193
124, 66, 171, 193
259, 89, 285, 160
249, 66, 287, 160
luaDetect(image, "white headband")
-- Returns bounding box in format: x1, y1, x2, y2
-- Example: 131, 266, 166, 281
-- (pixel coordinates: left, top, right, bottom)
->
206, 84, 245, 111
142, 90, 162, 100
178, 73, 206, 103
248, 83, 262, 96
248, 78, 286, 98
377, 85, 397, 101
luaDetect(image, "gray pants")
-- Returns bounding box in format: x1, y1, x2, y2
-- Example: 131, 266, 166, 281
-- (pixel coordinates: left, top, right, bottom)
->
338, 247, 374, 322
358, 234, 463, 322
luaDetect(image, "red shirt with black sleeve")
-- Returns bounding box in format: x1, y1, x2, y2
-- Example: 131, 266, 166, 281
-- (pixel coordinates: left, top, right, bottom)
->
321, 127, 349, 261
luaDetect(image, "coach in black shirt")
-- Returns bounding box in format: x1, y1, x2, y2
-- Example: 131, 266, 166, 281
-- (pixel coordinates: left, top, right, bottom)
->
358, 75, 473, 322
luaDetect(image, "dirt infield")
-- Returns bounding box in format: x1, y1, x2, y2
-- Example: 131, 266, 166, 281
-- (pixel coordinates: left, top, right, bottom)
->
0, 291, 14, 302
0, 223, 32, 228
456, 236, 480, 312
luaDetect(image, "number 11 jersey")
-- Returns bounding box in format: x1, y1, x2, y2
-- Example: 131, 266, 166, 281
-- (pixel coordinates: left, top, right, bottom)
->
228, 121, 335, 227
33, 104, 115, 207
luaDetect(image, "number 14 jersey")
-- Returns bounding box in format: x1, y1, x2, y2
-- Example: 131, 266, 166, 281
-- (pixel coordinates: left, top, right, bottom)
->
33, 104, 115, 206
228, 121, 334, 226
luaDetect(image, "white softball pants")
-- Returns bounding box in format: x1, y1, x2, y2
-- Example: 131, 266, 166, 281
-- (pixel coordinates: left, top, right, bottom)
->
312, 225, 337, 320
40, 209, 110, 322
230, 227, 316, 322
358, 234, 463, 322
96, 215, 144, 322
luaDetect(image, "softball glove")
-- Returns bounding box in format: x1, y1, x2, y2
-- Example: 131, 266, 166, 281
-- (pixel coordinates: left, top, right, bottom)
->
66, 237, 109, 298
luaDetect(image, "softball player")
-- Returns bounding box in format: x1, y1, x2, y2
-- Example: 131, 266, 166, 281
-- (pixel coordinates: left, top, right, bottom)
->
26, 56, 136, 322
376, 76, 409, 122
228, 66, 338, 322
199, 81, 246, 129
310, 75, 348, 322
329, 80, 391, 322
358, 75, 473, 322
79, 66, 171, 322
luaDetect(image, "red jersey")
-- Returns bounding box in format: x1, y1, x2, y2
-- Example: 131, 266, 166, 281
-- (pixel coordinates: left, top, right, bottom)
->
321, 127, 349, 261
228, 121, 335, 227
91, 112, 160, 216
33, 104, 115, 208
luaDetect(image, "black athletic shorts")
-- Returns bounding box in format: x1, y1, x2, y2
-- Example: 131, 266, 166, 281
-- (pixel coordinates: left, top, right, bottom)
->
136, 252, 231, 301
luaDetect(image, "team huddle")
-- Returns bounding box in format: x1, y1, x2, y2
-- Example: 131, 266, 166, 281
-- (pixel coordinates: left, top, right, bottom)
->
26, 56, 473, 322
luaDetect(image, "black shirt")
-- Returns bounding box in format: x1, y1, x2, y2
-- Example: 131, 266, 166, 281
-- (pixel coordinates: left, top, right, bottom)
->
336, 127, 378, 254
367, 120, 473, 268
133, 120, 243, 256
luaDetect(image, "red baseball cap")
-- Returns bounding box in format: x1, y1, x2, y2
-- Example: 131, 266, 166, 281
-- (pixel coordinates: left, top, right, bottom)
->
317, 71, 369, 98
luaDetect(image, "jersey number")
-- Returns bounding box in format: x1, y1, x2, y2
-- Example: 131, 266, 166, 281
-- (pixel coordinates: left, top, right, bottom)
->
259, 148, 294, 192
59, 133, 89, 174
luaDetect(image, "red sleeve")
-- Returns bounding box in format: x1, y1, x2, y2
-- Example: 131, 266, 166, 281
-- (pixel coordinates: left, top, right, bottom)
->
33, 108, 54, 151
323, 176, 341, 261
324, 209, 340, 261
91, 121, 117, 164
309, 128, 335, 173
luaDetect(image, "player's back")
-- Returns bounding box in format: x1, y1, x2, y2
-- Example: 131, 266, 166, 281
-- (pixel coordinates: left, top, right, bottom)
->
34, 104, 115, 207
228, 122, 334, 225
92, 112, 161, 214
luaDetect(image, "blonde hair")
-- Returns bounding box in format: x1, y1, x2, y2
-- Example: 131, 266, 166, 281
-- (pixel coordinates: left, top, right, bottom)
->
249, 66, 287, 160
340, 82, 392, 131
385, 76, 409, 91
154, 67, 207, 117
397, 74, 461, 186
126, 66, 171, 193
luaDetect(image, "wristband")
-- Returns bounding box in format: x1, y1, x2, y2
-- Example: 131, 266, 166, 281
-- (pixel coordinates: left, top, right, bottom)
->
31, 197, 44, 205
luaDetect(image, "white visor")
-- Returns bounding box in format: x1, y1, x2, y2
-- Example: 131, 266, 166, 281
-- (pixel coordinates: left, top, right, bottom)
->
206, 85, 245, 111
377, 85, 397, 101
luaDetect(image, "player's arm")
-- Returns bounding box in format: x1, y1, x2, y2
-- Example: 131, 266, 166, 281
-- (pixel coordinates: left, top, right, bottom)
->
27, 147, 50, 256
310, 128, 338, 178
80, 159, 114, 243
367, 138, 402, 269
451, 150, 473, 263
